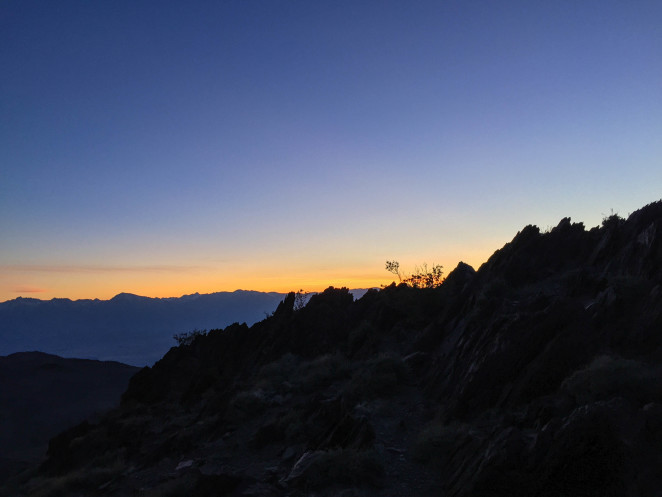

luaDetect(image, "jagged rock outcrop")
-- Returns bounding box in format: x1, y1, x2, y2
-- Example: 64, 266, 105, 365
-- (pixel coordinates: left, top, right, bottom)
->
4, 200, 662, 497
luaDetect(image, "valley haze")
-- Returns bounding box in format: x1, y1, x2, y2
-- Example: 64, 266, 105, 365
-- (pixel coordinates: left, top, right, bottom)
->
0, 289, 371, 366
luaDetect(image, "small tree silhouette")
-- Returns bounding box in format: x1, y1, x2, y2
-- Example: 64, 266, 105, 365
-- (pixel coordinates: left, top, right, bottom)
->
385, 260, 402, 282
404, 263, 444, 288
294, 289, 310, 310
173, 328, 207, 346
385, 260, 444, 288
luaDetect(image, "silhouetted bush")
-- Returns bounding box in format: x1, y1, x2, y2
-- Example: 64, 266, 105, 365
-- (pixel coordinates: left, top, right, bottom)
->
226, 389, 269, 421
602, 212, 625, 230
255, 352, 351, 396
173, 328, 207, 346
256, 353, 301, 394
561, 355, 662, 405
344, 354, 409, 400
348, 320, 378, 355
385, 260, 444, 288
297, 353, 352, 394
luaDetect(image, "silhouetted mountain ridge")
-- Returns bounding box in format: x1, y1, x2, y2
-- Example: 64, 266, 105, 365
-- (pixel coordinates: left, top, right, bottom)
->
1, 290, 374, 366
0, 290, 288, 365
4, 200, 662, 496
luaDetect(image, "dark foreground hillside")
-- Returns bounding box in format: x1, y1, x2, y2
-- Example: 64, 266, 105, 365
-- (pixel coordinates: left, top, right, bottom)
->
0, 353, 139, 483
4, 200, 662, 496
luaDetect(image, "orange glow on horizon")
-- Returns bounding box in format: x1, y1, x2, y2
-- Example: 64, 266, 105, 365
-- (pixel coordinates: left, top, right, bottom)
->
0, 250, 492, 302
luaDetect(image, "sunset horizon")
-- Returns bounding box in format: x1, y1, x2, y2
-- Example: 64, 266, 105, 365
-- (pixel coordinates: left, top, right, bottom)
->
2, 1, 660, 304
1, 252, 487, 302
3, 2, 662, 492
3, 203, 657, 303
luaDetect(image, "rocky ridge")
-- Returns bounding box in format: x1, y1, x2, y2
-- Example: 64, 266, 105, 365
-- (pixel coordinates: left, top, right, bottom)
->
4, 200, 662, 496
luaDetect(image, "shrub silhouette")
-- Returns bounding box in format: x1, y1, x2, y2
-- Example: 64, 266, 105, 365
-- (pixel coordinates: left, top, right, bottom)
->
561, 355, 662, 404
385, 260, 444, 288
173, 328, 207, 346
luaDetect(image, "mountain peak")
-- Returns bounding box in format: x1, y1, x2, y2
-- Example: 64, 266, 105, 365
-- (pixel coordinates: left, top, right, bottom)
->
109, 292, 143, 302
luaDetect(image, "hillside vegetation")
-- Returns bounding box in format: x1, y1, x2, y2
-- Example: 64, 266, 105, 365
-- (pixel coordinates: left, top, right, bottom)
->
4, 200, 662, 496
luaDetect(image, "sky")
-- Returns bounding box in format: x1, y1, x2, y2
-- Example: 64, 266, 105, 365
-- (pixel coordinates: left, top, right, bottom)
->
1, 0, 661, 302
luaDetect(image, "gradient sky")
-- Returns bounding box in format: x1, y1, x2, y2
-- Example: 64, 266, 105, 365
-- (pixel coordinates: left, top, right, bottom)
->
1, 0, 661, 302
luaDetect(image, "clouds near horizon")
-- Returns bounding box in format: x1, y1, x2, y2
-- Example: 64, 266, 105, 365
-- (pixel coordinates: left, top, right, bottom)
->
1, 264, 209, 274
11, 286, 47, 294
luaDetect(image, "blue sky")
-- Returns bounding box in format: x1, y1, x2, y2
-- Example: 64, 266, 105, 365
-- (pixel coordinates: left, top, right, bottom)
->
1, 0, 661, 300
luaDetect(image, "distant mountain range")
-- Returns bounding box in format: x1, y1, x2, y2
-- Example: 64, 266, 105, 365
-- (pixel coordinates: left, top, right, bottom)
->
0, 289, 372, 366
0, 290, 286, 366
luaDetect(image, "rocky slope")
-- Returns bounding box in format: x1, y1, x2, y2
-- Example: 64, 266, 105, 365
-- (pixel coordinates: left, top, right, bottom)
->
4, 200, 662, 496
